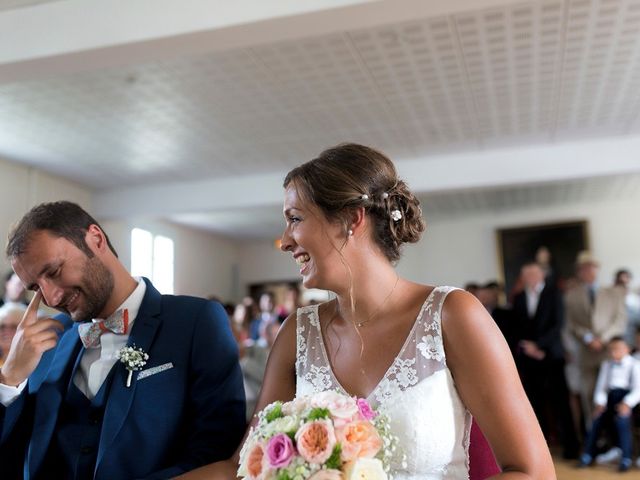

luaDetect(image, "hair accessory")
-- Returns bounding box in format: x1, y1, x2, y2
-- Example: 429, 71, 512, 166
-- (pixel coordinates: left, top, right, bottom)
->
391, 210, 402, 222
382, 192, 389, 199
360, 194, 369, 200
347, 229, 354, 236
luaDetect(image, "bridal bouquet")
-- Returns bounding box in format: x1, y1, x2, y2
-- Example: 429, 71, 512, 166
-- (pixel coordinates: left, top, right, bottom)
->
238, 391, 401, 480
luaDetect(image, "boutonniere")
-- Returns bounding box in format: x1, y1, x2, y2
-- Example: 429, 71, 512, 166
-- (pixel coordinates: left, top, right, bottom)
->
116, 345, 149, 387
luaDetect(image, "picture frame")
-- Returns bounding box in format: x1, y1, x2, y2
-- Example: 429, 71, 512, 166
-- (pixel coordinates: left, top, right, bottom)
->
496, 220, 589, 299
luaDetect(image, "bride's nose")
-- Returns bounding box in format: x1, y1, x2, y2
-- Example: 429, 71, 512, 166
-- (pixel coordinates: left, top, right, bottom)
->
280, 229, 294, 252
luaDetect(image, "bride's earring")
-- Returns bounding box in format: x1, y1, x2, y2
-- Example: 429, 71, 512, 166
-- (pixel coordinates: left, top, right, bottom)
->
347, 229, 353, 236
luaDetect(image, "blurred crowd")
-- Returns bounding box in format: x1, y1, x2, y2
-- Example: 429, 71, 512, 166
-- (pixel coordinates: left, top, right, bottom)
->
468, 250, 640, 471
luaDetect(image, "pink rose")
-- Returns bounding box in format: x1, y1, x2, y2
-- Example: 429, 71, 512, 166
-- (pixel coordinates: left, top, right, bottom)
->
295, 419, 336, 464
356, 398, 377, 421
266, 433, 296, 468
246, 442, 269, 480
309, 469, 343, 480
336, 420, 383, 462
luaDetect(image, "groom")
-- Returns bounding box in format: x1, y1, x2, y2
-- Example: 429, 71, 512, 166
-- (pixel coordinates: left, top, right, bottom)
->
0, 201, 246, 479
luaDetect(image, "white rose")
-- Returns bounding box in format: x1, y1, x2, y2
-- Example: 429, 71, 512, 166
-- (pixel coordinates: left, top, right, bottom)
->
343, 458, 388, 480
283, 397, 310, 415
263, 415, 298, 437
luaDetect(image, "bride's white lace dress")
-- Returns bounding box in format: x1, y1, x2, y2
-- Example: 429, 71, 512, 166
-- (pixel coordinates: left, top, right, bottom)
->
295, 286, 471, 479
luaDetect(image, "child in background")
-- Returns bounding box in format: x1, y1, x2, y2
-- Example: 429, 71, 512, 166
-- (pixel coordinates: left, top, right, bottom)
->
579, 336, 640, 472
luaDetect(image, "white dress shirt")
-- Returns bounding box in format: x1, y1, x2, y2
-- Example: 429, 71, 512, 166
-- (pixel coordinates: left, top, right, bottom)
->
525, 281, 545, 318
0, 278, 146, 405
593, 354, 640, 408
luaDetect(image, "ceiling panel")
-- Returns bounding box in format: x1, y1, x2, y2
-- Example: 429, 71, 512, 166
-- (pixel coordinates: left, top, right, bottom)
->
1, 0, 640, 241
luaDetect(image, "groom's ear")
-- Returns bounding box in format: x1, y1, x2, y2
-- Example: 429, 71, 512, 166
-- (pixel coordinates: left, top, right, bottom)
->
85, 224, 108, 255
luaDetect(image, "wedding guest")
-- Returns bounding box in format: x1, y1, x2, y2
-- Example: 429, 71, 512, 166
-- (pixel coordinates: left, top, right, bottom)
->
0, 304, 24, 367
478, 281, 516, 355
512, 261, 579, 458
0, 201, 245, 479
249, 291, 279, 346
615, 269, 640, 346
0, 271, 28, 308
565, 251, 628, 424
180, 143, 554, 479
578, 337, 640, 472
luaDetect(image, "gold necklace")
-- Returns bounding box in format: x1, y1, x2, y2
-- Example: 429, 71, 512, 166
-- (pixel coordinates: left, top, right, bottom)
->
351, 274, 400, 328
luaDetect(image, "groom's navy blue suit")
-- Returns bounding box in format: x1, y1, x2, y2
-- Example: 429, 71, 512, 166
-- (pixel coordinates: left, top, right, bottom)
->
0, 278, 246, 479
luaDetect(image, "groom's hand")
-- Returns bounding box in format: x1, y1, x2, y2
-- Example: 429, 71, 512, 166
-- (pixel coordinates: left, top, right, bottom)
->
0, 291, 64, 386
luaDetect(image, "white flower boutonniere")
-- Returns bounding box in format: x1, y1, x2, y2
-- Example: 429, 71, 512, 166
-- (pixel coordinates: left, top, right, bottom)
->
116, 345, 149, 387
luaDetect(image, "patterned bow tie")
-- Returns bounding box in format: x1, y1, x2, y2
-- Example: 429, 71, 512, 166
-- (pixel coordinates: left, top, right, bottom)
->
78, 309, 129, 348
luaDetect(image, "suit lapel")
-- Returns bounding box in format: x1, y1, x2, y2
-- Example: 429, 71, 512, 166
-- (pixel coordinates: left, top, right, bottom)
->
28, 325, 82, 477
96, 279, 162, 469
533, 286, 548, 322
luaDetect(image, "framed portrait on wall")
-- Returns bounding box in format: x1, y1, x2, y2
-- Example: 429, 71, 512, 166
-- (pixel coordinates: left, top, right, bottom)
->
496, 220, 589, 300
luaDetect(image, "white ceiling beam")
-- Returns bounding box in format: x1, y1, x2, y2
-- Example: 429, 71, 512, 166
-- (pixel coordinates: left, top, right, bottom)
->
0, 0, 528, 83
93, 135, 640, 219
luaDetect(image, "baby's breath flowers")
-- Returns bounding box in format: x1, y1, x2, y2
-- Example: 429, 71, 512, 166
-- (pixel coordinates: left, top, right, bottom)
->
116, 345, 149, 387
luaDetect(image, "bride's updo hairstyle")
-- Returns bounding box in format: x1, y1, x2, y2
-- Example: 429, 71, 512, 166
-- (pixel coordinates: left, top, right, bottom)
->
283, 143, 425, 263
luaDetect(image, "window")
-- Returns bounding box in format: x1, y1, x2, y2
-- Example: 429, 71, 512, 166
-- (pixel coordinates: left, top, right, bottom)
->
131, 228, 174, 294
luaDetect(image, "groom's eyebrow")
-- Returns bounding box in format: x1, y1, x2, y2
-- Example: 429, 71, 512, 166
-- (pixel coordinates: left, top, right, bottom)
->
37, 262, 58, 278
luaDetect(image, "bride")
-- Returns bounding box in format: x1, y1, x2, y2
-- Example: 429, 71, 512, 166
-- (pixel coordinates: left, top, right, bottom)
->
179, 143, 554, 479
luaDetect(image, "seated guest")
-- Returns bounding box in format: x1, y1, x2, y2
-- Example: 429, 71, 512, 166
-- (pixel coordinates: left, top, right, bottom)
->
0, 304, 24, 367
0, 272, 28, 308
578, 337, 640, 472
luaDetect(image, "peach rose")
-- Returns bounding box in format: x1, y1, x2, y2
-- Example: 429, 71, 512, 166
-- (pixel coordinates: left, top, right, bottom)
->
336, 420, 382, 462
246, 442, 269, 480
295, 419, 336, 464
309, 468, 343, 480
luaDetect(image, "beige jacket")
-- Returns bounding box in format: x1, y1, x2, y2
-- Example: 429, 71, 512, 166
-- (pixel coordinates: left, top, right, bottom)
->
565, 284, 627, 343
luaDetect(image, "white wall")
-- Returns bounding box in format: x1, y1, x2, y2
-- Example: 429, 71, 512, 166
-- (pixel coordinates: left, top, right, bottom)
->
0, 157, 240, 302
236, 196, 640, 294
237, 238, 300, 289
0, 157, 93, 274
100, 219, 240, 300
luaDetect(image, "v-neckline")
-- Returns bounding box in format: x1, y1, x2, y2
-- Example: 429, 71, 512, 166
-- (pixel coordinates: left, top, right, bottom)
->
314, 287, 438, 402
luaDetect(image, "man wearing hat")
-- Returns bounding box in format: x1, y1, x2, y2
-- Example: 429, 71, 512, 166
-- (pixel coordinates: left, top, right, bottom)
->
565, 250, 627, 424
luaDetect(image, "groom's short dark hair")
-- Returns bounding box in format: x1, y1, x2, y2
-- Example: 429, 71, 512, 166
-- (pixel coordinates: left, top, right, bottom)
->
6, 201, 118, 259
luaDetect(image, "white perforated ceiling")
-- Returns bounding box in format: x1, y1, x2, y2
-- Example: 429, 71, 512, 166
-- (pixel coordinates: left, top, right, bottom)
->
1, 0, 640, 191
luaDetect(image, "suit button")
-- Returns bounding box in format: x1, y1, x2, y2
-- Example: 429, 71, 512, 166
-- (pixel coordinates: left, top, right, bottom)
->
80, 446, 94, 454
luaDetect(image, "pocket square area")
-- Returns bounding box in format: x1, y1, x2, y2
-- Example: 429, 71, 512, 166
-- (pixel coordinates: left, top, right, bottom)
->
138, 362, 174, 380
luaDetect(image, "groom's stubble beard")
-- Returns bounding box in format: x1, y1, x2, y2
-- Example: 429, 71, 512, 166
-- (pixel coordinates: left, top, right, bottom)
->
68, 254, 115, 322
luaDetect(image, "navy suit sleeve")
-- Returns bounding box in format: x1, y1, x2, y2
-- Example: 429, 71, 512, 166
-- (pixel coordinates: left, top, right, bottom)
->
0, 391, 31, 479
144, 301, 246, 479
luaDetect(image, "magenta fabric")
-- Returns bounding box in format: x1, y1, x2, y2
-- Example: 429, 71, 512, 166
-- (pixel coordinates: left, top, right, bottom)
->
469, 420, 501, 479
